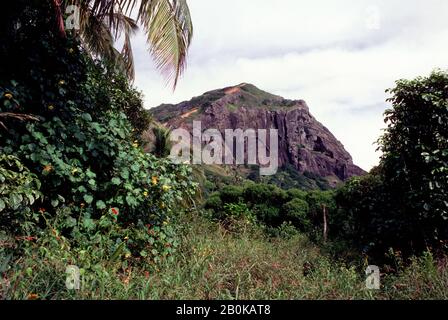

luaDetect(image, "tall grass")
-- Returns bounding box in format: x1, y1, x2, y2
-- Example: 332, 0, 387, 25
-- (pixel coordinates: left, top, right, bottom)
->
1, 213, 447, 300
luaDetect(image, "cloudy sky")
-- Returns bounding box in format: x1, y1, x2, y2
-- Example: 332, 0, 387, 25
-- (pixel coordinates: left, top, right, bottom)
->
130, 0, 448, 171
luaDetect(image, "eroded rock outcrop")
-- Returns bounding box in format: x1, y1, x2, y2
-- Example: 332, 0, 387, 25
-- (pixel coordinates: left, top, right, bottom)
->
150, 83, 365, 181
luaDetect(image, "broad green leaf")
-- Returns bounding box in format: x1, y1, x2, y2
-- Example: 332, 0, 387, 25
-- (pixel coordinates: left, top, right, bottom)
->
82, 113, 92, 121
111, 177, 121, 185
96, 200, 106, 210
83, 194, 94, 204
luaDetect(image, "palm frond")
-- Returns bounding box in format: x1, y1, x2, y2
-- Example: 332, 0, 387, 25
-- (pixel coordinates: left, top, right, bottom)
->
108, 9, 139, 79
79, 10, 116, 61
62, 0, 193, 87
138, 0, 193, 89
152, 125, 172, 158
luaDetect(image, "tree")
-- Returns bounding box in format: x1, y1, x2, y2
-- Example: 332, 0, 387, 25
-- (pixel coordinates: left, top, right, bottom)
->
334, 70, 448, 257
1, 0, 192, 132
57, 0, 193, 86
2, 0, 193, 87
152, 126, 172, 157
283, 198, 310, 231
379, 70, 448, 249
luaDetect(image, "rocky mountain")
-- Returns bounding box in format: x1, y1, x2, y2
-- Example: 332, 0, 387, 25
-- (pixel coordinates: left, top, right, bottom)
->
149, 83, 365, 188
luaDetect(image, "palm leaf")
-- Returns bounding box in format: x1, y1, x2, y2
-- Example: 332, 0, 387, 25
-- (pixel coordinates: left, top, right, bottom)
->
79, 10, 116, 61
138, 0, 193, 88
109, 9, 139, 80
62, 0, 193, 87
152, 125, 172, 158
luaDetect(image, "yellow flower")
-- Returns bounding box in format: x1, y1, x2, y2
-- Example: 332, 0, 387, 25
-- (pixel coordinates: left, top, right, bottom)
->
151, 176, 158, 185
132, 143, 138, 148
125, 253, 131, 259
162, 185, 171, 192
163, 220, 168, 226
143, 191, 149, 197
160, 203, 166, 209
4, 93, 13, 99
71, 168, 79, 175
48, 105, 55, 111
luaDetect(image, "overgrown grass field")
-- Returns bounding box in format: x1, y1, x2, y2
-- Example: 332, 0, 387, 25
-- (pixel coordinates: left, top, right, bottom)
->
2, 212, 447, 300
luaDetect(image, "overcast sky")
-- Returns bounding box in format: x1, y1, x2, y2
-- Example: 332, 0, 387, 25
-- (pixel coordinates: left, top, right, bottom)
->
131, 0, 448, 171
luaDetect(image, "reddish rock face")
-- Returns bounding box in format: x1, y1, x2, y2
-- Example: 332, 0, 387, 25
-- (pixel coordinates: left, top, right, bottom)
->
150, 83, 365, 181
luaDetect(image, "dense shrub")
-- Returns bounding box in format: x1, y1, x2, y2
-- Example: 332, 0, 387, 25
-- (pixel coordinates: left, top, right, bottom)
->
220, 185, 244, 204
0, 155, 42, 233
253, 203, 281, 226
1, 51, 196, 238
287, 188, 307, 201
204, 192, 222, 211
259, 165, 332, 190
84, 61, 152, 137
334, 172, 392, 252
283, 198, 311, 231
334, 70, 448, 257
222, 202, 254, 221
0, 0, 197, 267
243, 183, 288, 205
207, 182, 330, 236
380, 70, 448, 249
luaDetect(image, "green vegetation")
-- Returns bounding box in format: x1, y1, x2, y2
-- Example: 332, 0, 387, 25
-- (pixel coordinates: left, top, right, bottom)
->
205, 71, 448, 263
226, 104, 238, 112
260, 165, 333, 190
199, 164, 333, 193
333, 70, 448, 259
1, 0, 197, 296
2, 213, 447, 299
1, 0, 448, 301
205, 182, 335, 240
0, 155, 42, 215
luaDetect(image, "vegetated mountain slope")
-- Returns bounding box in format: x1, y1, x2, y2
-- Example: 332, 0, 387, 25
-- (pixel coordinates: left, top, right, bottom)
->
149, 83, 365, 189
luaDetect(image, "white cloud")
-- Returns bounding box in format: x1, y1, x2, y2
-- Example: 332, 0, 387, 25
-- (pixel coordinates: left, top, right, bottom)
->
131, 0, 448, 171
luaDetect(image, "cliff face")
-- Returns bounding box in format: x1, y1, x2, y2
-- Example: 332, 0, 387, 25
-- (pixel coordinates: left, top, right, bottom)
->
150, 83, 365, 182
